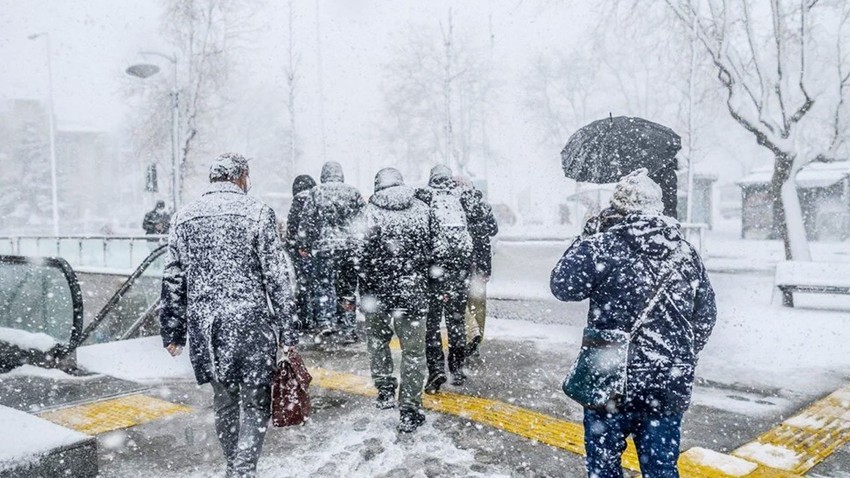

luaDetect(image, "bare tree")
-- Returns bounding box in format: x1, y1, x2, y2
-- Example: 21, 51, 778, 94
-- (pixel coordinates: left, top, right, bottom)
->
127, 0, 257, 202
284, 0, 300, 175
658, 0, 850, 260
381, 12, 496, 180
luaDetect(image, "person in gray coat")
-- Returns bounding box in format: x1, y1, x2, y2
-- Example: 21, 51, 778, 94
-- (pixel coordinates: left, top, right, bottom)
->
160, 152, 298, 478
297, 161, 366, 343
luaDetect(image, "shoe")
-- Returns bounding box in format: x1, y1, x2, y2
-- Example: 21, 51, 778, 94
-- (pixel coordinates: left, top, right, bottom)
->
397, 409, 426, 433
313, 327, 334, 343
424, 373, 447, 394
338, 330, 358, 345
451, 370, 466, 386
466, 335, 482, 359
375, 387, 397, 410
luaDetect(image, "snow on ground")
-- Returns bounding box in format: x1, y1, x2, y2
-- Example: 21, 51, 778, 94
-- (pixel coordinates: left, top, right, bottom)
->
0, 405, 90, 471
76, 336, 194, 383
0, 327, 59, 351
0, 364, 99, 381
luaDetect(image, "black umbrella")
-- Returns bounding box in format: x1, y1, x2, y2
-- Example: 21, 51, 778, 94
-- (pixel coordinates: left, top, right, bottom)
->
560, 116, 681, 184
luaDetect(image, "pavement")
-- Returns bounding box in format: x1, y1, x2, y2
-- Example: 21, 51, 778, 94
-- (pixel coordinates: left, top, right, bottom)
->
10, 291, 844, 478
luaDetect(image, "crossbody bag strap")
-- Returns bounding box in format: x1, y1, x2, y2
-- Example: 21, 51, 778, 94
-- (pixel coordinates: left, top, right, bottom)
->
629, 244, 687, 340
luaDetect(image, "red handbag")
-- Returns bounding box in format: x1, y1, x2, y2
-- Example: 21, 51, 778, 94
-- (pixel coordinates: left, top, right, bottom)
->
271, 348, 312, 427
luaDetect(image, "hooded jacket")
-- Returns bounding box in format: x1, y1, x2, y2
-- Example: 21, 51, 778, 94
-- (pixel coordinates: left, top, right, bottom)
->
458, 187, 498, 276
550, 213, 716, 413
298, 162, 366, 253
357, 172, 433, 307
285, 175, 316, 252
160, 181, 297, 387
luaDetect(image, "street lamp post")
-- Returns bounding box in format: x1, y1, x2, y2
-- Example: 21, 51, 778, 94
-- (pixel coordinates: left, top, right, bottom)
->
28, 32, 59, 236
126, 51, 181, 213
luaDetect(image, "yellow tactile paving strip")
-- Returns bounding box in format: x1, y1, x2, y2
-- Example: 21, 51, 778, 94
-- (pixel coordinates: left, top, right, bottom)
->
38, 394, 193, 435
311, 367, 799, 478
731, 383, 850, 475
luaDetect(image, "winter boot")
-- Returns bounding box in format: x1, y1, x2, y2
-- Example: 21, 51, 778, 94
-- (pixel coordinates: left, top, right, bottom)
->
397, 408, 426, 433
451, 369, 467, 386
376, 386, 397, 410
338, 330, 359, 345
424, 373, 447, 394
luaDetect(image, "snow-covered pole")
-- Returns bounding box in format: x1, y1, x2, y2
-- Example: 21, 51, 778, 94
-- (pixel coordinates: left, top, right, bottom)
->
685, 5, 697, 224
29, 32, 60, 236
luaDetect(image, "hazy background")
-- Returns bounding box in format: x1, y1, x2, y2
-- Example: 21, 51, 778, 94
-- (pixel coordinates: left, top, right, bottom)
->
0, 0, 771, 235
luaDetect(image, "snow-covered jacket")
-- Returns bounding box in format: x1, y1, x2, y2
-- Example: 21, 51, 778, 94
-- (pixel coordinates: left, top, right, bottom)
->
357, 184, 433, 307
159, 181, 298, 387
415, 172, 472, 273
550, 214, 716, 413
297, 162, 366, 254
460, 187, 498, 277
285, 175, 316, 252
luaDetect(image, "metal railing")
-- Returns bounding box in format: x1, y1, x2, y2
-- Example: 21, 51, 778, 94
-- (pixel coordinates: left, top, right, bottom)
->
0, 235, 167, 272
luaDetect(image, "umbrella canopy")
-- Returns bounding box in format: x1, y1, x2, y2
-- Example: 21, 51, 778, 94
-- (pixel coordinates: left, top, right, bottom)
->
561, 116, 681, 184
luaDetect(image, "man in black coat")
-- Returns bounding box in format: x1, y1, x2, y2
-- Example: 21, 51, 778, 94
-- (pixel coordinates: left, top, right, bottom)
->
550, 168, 716, 478
455, 178, 498, 358
286, 174, 317, 331
160, 153, 298, 478
415, 165, 473, 392
142, 200, 171, 235
357, 168, 432, 433
297, 161, 366, 344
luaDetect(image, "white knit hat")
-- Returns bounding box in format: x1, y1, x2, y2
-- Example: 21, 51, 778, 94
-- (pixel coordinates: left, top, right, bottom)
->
609, 168, 664, 215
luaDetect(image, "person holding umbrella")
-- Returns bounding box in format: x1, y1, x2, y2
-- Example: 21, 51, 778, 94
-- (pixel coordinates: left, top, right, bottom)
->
551, 169, 716, 477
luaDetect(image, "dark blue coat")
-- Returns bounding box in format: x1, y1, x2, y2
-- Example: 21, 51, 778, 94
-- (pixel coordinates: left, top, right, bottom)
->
550, 214, 716, 414
160, 182, 298, 387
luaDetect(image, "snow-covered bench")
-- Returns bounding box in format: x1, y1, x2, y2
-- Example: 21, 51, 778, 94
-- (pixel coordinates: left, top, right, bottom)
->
775, 261, 850, 307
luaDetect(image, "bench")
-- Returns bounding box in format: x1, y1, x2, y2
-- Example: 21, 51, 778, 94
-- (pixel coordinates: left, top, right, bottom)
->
775, 261, 850, 307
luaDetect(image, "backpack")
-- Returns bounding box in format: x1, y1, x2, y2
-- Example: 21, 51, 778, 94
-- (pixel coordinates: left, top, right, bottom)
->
429, 188, 473, 262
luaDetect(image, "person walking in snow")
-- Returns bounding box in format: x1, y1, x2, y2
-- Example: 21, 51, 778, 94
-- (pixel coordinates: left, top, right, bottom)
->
286, 174, 317, 332
356, 168, 432, 433
298, 161, 366, 344
416, 165, 474, 393
550, 168, 716, 478
454, 177, 498, 359
160, 153, 298, 478
143, 200, 171, 235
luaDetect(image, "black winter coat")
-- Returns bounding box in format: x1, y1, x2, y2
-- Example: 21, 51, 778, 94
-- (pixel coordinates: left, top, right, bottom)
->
460, 188, 498, 276
356, 185, 432, 308
550, 214, 716, 414
160, 182, 298, 387
285, 190, 311, 253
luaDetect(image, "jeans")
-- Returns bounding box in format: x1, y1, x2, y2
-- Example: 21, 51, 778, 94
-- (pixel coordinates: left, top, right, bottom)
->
313, 250, 357, 333
366, 300, 427, 411
583, 409, 682, 478
426, 269, 469, 376
212, 382, 272, 478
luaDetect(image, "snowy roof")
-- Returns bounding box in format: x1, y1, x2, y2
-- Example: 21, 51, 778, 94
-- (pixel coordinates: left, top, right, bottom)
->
737, 161, 850, 189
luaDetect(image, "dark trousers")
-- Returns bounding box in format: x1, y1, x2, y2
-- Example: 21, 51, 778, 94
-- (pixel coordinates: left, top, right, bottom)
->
426, 270, 469, 377
291, 253, 314, 330
583, 408, 682, 478
313, 250, 357, 333
212, 382, 272, 478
